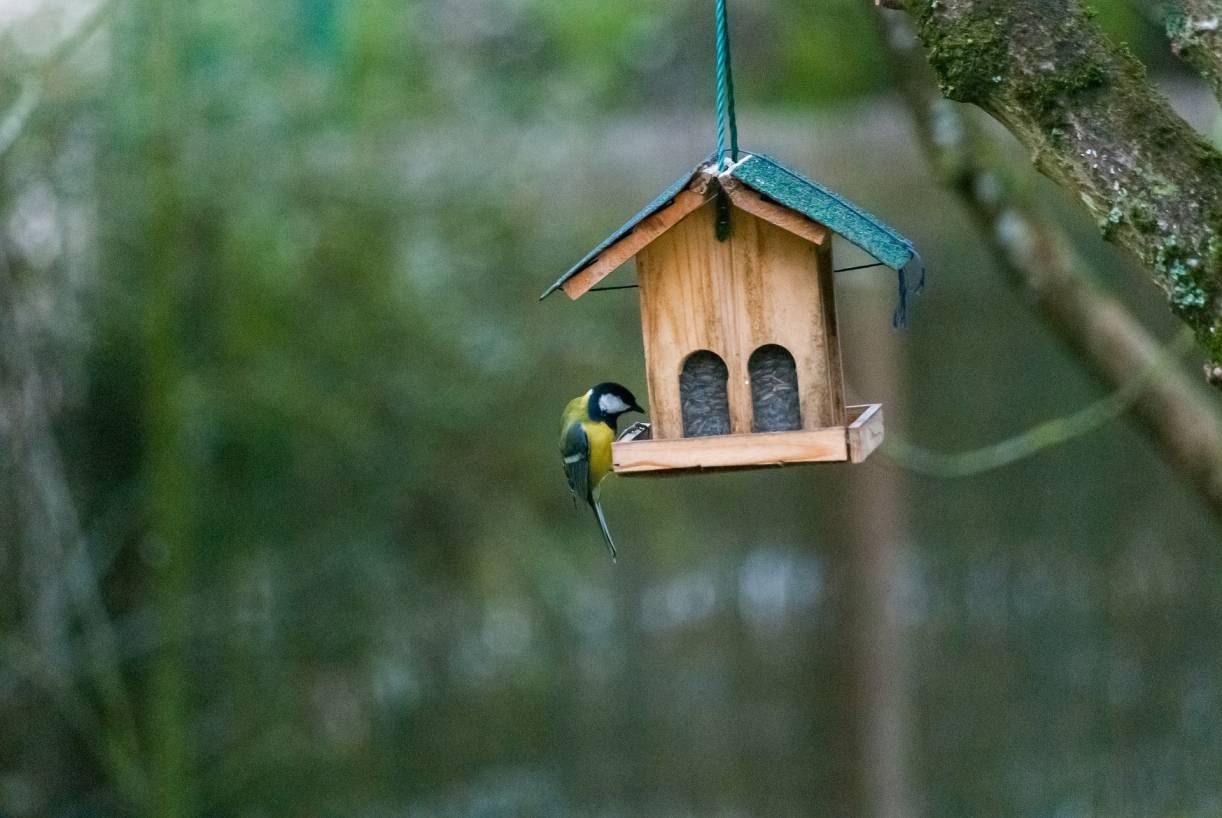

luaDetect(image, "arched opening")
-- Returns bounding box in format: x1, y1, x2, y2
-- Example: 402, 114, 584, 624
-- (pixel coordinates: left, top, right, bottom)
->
749, 344, 801, 432
680, 350, 731, 437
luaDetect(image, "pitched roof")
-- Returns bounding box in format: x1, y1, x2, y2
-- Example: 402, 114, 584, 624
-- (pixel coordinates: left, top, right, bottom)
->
541, 151, 924, 324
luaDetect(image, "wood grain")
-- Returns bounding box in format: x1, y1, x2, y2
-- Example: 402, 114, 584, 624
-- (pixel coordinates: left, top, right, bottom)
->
612, 404, 883, 474
635, 198, 845, 439
720, 176, 830, 247
817, 240, 846, 423
847, 403, 885, 463
612, 428, 848, 473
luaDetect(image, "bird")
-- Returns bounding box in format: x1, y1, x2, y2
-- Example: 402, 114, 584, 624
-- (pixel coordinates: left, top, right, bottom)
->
559, 382, 644, 562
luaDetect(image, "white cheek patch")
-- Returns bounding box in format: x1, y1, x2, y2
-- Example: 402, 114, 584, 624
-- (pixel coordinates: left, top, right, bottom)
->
598, 393, 630, 414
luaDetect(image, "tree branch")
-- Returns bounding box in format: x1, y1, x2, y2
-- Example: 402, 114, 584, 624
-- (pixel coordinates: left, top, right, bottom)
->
0, 0, 114, 161
1, 239, 148, 809
1165, 0, 1222, 103
880, 0, 1222, 385
0, 636, 148, 807
876, 10, 1222, 522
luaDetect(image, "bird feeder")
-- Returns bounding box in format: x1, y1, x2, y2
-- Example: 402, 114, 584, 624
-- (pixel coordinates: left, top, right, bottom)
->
541, 152, 922, 476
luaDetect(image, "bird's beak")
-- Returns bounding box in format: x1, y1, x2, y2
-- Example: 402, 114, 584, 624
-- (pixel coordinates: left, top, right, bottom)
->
630, 402, 645, 414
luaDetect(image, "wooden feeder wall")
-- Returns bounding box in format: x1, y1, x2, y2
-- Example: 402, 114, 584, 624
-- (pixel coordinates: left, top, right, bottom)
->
637, 190, 843, 438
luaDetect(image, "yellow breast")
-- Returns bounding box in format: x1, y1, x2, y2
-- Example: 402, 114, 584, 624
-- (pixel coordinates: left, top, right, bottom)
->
583, 418, 615, 489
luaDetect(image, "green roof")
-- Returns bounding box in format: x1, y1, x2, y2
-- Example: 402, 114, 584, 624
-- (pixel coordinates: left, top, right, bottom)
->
541, 151, 924, 324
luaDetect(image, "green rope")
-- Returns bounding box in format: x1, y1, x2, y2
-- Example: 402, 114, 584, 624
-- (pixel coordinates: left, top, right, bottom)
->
714, 0, 739, 170
883, 328, 1196, 479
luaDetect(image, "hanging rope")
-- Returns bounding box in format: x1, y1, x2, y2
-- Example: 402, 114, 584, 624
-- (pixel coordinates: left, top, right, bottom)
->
714, 0, 739, 170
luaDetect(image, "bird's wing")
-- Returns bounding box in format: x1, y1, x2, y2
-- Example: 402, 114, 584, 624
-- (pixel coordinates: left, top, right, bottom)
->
561, 421, 591, 503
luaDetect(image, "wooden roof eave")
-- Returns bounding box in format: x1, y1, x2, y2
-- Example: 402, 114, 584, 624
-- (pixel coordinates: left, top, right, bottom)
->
560, 175, 712, 300
559, 166, 834, 301
717, 169, 830, 250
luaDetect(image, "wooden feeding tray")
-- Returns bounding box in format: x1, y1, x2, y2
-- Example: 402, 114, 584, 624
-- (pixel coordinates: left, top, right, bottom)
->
612, 403, 883, 475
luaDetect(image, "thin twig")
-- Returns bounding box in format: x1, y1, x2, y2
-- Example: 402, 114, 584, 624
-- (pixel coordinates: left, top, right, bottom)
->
0, 80, 41, 158
885, 329, 1196, 478
0, 0, 115, 160
0, 233, 146, 806
0, 636, 148, 805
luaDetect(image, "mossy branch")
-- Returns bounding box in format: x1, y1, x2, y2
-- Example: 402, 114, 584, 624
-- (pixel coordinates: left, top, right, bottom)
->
877, 0, 1222, 386
876, 10, 1222, 521
1165, 0, 1222, 104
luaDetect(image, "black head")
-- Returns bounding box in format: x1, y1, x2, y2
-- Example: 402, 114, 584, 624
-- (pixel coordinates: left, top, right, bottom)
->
588, 382, 644, 429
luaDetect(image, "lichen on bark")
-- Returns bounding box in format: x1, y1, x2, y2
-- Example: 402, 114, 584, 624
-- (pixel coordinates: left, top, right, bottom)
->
1165, 0, 1222, 103
915, 3, 1010, 104
901, 0, 1222, 383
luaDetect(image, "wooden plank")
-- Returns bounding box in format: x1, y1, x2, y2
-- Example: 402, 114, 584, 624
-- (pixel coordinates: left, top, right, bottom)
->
741, 210, 843, 428
610, 404, 883, 474
562, 186, 709, 299
636, 199, 846, 438
612, 427, 849, 474
635, 200, 741, 438
845, 404, 877, 425
847, 403, 885, 463
720, 176, 830, 248
816, 241, 846, 426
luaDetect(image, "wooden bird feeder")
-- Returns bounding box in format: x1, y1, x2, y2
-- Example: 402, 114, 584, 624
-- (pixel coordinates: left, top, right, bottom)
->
541, 152, 922, 476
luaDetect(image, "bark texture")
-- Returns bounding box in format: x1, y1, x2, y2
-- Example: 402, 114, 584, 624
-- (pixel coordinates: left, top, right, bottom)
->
882, 0, 1222, 384
1166, 0, 1222, 104
877, 11, 1222, 522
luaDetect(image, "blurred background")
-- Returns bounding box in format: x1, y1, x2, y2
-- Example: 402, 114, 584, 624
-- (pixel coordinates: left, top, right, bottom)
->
2, 0, 1221, 815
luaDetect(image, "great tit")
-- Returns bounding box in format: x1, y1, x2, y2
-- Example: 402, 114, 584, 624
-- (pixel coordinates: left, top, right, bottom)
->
559, 382, 644, 562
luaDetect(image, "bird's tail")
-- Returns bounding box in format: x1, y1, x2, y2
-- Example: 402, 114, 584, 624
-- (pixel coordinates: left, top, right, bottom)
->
591, 499, 618, 563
